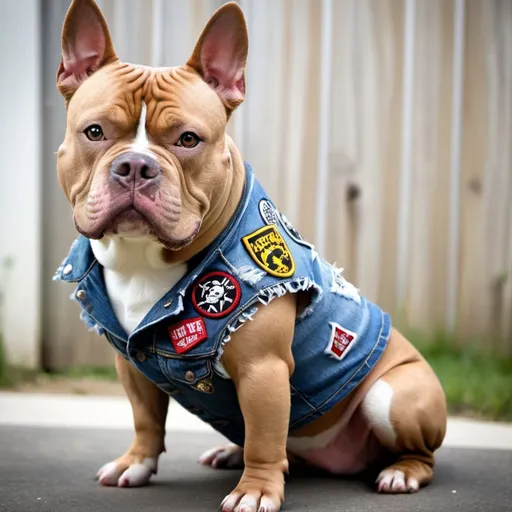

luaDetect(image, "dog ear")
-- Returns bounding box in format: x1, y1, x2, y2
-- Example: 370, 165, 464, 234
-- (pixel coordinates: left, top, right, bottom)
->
57, 0, 118, 103
187, 2, 249, 111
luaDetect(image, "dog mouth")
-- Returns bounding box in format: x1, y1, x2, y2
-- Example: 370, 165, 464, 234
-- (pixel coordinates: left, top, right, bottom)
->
75, 201, 201, 251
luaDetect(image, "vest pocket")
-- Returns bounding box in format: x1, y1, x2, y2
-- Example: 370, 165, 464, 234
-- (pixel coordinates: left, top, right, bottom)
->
157, 353, 213, 388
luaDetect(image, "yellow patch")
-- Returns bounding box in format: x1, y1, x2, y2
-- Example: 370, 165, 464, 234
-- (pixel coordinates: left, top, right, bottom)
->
242, 225, 295, 278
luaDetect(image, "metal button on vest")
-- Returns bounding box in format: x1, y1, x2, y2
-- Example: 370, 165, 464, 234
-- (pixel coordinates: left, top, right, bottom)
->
184, 370, 195, 382
136, 352, 146, 362
76, 290, 86, 300
62, 264, 73, 275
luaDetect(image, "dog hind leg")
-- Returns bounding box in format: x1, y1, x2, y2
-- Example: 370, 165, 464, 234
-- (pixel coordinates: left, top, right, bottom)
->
361, 357, 447, 493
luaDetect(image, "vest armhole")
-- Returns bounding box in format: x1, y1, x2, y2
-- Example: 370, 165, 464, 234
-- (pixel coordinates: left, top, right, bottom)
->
214, 276, 324, 368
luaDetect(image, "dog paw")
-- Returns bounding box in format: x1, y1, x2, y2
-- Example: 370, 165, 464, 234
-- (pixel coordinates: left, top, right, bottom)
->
198, 444, 244, 469
96, 457, 157, 487
221, 494, 278, 512
376, 469, 419, 494
219, 467, 284, 512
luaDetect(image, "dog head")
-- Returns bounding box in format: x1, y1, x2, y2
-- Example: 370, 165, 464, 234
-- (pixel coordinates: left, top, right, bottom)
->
56, 0, 248, 258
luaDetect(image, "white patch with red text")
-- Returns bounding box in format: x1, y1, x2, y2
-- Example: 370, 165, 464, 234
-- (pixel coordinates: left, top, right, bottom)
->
169, 317, 208, 354
324, 322, 358, 361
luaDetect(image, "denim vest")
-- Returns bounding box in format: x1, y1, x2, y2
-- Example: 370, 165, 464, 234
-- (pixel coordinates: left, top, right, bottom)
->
55, 162, 391, 446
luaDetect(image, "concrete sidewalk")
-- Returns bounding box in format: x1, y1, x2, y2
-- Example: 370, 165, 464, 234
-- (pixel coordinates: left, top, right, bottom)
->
1, 392, 512, 450
1, 393, 511, 512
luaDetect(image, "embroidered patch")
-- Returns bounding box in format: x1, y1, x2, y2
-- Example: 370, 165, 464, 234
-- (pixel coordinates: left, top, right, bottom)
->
278, 212, 315, 250
192, 271, 241, 318
169, 317, 208, 354
242, 225, 295, 278
259, 199, 315, 250
325, 322, 358, 361
193, 379, 214, 394
259, 199, 279, 225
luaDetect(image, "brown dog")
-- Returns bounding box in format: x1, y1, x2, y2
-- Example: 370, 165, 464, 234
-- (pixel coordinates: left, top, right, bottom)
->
54, 1, 447, 511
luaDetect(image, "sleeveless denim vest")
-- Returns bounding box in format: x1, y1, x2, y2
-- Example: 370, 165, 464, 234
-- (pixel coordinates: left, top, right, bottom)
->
55, 162, 391, 446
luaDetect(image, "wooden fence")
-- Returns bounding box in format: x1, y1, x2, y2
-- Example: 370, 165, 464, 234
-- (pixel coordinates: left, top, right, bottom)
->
41, 0, 512, 368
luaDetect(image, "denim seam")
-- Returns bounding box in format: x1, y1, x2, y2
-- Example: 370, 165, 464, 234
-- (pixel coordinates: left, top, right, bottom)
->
218, 250, 239, 275
65, 258, 98, 284
157, 355, 213, 386
290, 383, 320, 414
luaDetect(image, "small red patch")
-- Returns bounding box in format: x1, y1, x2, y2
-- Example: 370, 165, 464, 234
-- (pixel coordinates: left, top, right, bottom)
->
325, 322, 357, 361
168, 317, 208, 354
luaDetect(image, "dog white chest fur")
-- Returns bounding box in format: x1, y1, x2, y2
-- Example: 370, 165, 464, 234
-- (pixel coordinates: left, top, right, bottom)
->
90, 237, 186, 335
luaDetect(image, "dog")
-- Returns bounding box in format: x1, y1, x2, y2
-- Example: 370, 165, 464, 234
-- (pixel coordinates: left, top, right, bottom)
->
54, 1, 447, 510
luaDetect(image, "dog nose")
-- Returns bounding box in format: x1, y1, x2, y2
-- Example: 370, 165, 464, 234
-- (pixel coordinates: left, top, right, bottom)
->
110, 152, 160, 184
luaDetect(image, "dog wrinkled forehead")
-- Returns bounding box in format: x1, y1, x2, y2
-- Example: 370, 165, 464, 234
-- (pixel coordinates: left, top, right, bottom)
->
66, 62, 227, 133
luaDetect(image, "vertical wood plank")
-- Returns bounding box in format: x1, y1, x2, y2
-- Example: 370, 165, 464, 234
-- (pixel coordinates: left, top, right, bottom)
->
279, 0, 311, 227
405, 0, 454, 331
240, 0, 287, 200
328, 0, 359, 278
297, 2, 322, 244
42, 0, 117, 369
482, 0, 512, 351
458, 0, 512, 352
375, 1, 405, 317
329, 0, 403, 303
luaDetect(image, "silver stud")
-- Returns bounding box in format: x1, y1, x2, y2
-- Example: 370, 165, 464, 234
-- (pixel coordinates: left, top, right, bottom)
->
62, 264, 73, 275
136, 352, 146, 362
184, 370, 195, 382
76, 290, 86, 300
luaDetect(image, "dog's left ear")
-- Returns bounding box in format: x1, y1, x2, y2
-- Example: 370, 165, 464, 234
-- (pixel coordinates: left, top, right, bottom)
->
187, 2, 249, 111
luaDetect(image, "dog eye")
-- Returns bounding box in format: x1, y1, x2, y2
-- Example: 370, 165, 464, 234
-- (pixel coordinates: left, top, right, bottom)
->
84, 124, 105, 141
176, 132, 200, 148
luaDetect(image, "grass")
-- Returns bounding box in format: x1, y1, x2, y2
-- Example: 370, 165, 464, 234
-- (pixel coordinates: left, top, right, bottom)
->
47, 365, 118, 381
0, 335, 9, 387
1, 331, 511, 422
0, 333, 117, 388
409, 330, 512, 422
0, 336, 39, 388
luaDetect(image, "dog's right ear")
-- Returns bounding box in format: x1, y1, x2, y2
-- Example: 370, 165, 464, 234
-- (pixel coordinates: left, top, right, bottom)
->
57, 0, 118, 104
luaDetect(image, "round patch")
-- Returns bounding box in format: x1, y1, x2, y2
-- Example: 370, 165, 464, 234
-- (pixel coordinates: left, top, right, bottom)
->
192, 271, 241, 319
259, 199, 279, 225
278, 212, 315, 250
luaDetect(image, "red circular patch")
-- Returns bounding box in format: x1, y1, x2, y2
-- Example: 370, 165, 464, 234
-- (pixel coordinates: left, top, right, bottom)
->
192, 271, 241, 319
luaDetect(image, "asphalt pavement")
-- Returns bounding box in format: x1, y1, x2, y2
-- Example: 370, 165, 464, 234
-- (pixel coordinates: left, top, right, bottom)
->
1, 424, 511, 512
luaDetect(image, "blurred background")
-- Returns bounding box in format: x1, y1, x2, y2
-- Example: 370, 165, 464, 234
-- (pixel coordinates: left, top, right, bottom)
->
0, 0, 511, 420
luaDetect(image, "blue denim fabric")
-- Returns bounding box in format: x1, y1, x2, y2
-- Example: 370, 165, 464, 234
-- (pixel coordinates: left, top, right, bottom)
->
55, 162, 391, 446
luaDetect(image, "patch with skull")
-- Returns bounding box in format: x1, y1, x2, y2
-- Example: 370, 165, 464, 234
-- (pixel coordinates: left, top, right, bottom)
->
192, 271, 242, 319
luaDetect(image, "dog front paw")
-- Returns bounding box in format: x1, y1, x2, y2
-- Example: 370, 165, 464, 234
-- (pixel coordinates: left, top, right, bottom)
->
96, 454, 158, 487
220, 466, 285, 512
198, 443, 244, 469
